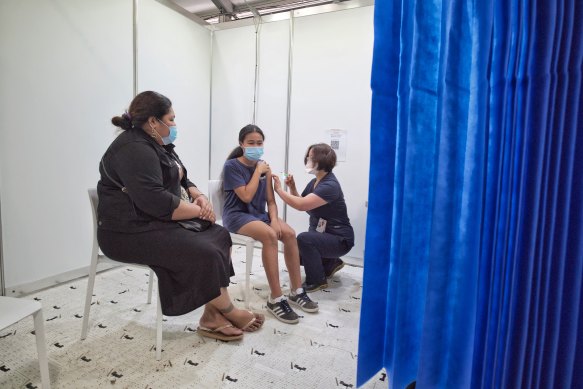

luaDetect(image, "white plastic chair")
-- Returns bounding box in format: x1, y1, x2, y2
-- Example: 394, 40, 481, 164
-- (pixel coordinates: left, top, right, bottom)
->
0, 296, 51, 388
81, 189, 163, 360
208, 180, 258, 308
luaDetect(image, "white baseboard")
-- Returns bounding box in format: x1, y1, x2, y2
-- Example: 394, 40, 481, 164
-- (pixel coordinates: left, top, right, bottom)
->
342, 255, 363, 267
4, 259, 118, 297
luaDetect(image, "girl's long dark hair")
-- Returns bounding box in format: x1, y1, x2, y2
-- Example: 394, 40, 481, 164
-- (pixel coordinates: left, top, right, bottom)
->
221, 124, 266, 191
226, 124, 265, 160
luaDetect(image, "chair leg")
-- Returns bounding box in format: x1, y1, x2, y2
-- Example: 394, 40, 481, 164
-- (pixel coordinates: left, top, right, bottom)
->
147, 269, 154, 304
81, 246, 100, 340
155, 291, 163, 360
33, 309, 51, 389
245, 242, 254, 309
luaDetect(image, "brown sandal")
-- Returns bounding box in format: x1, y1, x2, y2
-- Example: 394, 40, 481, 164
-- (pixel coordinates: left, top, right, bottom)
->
240, 311, 265, 332
197, 324, 243, 341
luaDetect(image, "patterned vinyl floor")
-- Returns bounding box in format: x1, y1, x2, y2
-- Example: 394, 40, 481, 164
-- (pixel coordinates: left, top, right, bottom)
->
0, 245, 388, 388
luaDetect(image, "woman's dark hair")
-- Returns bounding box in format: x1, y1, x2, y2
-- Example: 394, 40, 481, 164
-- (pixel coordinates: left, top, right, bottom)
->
226, 124, 266, 160
111, 91, 172, 131
304, 143, 337, 172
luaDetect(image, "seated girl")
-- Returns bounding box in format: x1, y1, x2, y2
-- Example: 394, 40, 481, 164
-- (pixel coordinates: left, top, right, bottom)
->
221, 125, 319, 324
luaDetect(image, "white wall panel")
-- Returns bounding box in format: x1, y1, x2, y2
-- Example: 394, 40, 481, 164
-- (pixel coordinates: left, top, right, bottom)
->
0, 0, 133, 289
254, 21, 290, 179
0, 2, 373, 294
210, 20, 289, 212
286, 7, 374, 260
138, 0, 212, 192
210, 25, 257, 179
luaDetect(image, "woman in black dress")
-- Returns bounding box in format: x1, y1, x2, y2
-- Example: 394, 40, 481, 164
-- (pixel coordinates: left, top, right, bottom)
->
97, 91, 263, 341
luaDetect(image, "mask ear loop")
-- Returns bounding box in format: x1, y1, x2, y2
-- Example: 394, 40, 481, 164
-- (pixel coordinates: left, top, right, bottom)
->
149, 122, 162, 141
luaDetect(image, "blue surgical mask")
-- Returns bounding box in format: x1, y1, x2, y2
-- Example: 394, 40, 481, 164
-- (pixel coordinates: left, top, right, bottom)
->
158, 119, 178, 145
162, 126, 178, 145
244, 147, 264, 161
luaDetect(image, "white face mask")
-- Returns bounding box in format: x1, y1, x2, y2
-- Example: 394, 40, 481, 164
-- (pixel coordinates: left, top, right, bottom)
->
305, 160, 317, 175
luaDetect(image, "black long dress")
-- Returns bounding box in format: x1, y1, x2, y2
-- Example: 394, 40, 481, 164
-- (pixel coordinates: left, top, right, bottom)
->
96, 128, 233, 316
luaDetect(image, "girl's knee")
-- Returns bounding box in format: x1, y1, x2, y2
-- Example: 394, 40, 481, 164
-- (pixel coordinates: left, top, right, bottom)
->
282, 228, 296, 242
261, 230, 278, 247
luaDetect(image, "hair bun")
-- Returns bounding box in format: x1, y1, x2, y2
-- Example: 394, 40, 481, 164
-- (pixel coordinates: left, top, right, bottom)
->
111, 114, 133, 130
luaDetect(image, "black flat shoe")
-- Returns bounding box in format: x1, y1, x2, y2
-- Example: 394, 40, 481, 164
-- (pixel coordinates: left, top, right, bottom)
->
302, 280, 329, 293
324, 258, 345, 278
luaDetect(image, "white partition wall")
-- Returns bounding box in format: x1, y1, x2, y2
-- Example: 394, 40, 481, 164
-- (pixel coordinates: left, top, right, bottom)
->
0, 0, 133, 292
138, 0, 212, 193
0, 1, 373, 295
254, 20, 291, 179
287, 7, 374, 260
210, 25, 260, 178
211, 19, 290, 218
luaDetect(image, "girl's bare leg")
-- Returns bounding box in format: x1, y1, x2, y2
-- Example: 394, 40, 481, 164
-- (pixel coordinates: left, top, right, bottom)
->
276, 218, 302, 291
237, 221, 283, 298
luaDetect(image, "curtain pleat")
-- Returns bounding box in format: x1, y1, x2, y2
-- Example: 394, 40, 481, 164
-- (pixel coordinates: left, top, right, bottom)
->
525, 1, 566, 386
416, 0, 491, 387
358, 0, 583, 388
356, 0, 402, 383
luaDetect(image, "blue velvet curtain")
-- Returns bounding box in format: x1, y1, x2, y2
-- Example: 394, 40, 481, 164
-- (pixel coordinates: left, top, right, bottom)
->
358, 0, 582, 388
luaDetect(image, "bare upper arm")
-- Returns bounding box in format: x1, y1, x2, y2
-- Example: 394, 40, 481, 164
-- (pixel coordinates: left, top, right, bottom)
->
266, 172, 276, 205
300, 193, 327, 211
